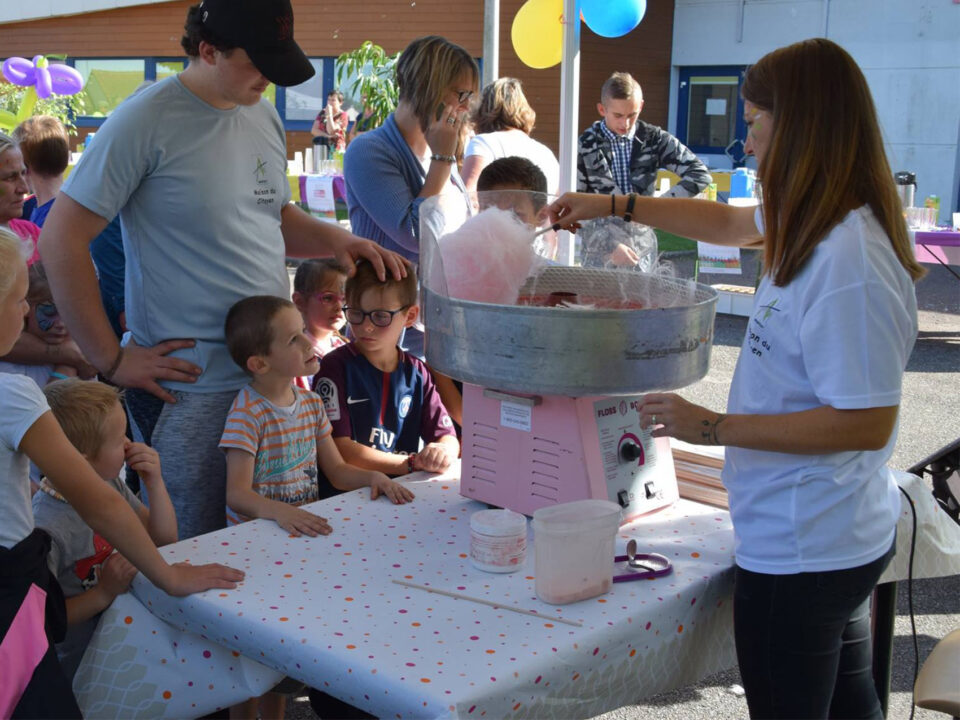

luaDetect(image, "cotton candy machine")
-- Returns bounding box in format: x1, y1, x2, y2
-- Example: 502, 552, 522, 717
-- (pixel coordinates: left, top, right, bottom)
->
420, 192, 718, 522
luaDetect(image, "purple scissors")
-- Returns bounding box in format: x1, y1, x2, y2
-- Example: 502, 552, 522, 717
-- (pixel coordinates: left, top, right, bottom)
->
613, 539, 673, 583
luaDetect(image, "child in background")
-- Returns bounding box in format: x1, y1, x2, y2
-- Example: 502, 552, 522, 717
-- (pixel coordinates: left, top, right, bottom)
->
220, 295, 405, 720
33, 379, 178, 681
0, 228, 242, 719
476, 155, 550, 229
426, 156, 554, 426
0, 263, 77, 387
291, 258, 348, 390
314, 260, 459, 490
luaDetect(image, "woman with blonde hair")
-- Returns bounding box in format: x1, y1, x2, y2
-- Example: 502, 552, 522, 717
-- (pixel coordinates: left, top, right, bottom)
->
343, 35, 478, 359
548, 38, 924, 719
344, 35, 478, 264
460, 77, 559, 194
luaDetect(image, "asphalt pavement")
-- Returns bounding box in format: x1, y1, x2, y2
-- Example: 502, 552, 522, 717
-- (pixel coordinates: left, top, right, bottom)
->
286, 252, 959, 720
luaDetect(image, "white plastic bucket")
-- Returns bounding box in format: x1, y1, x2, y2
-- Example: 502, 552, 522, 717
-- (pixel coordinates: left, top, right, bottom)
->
532, 499, 621, 604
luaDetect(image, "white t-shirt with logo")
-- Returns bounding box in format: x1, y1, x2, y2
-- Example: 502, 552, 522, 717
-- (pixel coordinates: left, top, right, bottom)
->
0, 374, 49, 548
63, 76, 292, 393
465, 129, 560, 195
725, 206, 917, 574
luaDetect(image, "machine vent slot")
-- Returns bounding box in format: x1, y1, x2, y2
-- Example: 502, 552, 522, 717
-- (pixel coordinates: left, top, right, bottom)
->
470, 467, 497, 485
531, 456, 560, 471
532, 435, 561, 448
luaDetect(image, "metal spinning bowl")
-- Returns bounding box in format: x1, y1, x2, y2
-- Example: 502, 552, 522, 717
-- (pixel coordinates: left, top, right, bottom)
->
422, 265, 719, 397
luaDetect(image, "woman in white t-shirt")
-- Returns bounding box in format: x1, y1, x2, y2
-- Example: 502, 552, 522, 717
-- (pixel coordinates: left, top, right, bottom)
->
546, 39, 925, 720
461, 77, 560, 195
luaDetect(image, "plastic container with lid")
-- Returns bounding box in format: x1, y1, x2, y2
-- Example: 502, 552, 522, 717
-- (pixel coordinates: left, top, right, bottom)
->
469, 509, 527, 573
532, 499, 621, 604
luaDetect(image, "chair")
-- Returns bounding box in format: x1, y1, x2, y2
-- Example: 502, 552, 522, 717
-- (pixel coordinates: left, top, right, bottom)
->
914, 627, 960, 717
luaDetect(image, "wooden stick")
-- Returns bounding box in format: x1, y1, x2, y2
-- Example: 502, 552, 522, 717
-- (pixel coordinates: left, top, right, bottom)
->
391, 579, 583, 627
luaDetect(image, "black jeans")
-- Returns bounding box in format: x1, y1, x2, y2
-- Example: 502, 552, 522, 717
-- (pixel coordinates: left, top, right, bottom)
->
733, 541, 895, 720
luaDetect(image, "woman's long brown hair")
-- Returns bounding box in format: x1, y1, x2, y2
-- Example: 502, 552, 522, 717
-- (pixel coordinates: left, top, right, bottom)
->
742, 38, 925, 286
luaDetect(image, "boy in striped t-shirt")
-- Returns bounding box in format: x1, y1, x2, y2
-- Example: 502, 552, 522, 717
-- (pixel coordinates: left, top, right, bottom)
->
220, 296, 402, 536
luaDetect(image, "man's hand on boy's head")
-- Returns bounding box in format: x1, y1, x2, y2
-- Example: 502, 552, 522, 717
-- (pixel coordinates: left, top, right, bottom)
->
125, 440, 163, 484
99, 552, 137, 599
415, 443, 453, 473
274, 504, 333, 538
337, 237, 410, 283
370, 473, 415, 505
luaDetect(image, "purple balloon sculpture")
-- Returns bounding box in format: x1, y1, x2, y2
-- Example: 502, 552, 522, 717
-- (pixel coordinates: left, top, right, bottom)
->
2, 55, 84, 99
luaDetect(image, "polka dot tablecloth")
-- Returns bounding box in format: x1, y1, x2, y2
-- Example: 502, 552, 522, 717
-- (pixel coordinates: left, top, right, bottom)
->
75, 468, 738, 718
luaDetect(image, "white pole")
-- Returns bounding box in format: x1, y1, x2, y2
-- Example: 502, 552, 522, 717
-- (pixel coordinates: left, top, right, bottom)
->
483, 0, 500, 87
557, 0, 581, 264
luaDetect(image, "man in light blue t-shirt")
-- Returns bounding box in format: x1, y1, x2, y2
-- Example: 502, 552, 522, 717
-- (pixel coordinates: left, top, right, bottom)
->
38, 0, 407, 539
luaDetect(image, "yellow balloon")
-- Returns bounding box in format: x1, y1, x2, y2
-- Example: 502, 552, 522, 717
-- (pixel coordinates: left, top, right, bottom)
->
511, 0, 563, 69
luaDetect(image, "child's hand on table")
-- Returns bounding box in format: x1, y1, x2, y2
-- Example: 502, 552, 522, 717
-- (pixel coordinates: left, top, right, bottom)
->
161, 562, 246, 597
370, 473, 415, 504
413, 443, 453, 473
274, 503, 333, 537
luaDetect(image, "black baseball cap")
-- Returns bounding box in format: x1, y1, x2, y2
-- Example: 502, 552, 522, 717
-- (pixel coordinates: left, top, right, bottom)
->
198, 0, 315, 87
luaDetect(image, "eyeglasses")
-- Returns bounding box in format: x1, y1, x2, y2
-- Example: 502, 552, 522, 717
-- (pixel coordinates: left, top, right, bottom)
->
313, 292, 345, 306
34, 302, 60, 332
343, 306, 409, 328
456, 90, 473, 104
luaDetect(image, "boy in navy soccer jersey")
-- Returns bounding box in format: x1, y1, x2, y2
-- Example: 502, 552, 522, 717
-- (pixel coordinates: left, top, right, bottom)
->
314, 261, 458, 494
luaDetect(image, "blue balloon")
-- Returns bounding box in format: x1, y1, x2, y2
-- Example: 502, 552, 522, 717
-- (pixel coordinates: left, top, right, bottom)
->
582, 0, 647, 38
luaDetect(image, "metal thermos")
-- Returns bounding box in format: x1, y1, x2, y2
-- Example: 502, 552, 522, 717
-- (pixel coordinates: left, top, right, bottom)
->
310, 137, 328, 174
895, 171, 916, 208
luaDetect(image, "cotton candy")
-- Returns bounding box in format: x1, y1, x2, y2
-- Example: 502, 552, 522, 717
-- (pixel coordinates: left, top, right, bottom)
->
438, 208, 539, 304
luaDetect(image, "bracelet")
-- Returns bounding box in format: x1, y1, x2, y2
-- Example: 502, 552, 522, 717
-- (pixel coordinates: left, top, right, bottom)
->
623, 192, 637, 223
101, 347, 124, 382
407, 453, 418, 474
430, 153, 456, 164
49, 371, 69, 380
610, 194, 617, 216
710, 414, 727, 446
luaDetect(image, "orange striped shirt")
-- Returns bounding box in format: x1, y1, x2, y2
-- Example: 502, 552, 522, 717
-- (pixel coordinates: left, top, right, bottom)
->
220, 385, 331, 525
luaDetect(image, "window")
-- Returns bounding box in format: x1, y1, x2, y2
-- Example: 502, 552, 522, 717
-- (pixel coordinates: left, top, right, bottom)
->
74, 59, 145, 117
283, 59, 324, 122
156, 60, 185, 81
686, 76, 739, 149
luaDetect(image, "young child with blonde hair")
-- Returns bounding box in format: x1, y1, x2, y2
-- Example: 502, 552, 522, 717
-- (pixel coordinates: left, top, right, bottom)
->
34, 379, 178, 681
0, 228, 242, 719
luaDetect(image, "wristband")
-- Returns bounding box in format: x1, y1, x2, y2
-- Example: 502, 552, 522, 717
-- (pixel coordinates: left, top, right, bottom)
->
407, 453, 418, 474
710, 414, 727, 445
102, 347, 124, 382
430, 153, 456, 164
623, 193, 637, 223
610, 194, 616, 216
49, 371, 69, 380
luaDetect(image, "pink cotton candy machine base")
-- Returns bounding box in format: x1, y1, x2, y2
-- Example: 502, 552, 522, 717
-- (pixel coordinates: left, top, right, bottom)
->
459, 385, 679, 524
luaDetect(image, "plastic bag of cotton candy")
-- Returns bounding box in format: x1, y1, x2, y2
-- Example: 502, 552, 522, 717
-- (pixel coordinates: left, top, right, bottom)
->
578, 216, 658, 272
433, 206, 548, 305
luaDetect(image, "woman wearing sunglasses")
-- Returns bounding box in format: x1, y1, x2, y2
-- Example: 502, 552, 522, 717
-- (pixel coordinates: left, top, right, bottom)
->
548, 38, 924, 720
